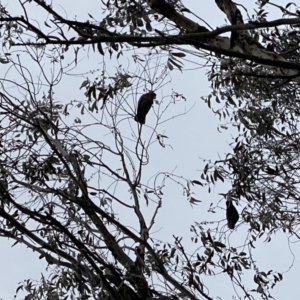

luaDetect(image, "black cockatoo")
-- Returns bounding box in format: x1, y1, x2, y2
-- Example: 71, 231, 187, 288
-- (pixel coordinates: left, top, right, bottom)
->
226, 200, 239, 229
134, 91, 156, 125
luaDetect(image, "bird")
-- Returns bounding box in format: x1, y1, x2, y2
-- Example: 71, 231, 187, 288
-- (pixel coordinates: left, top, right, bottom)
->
226, 200, 239, 229
134, 91, 156, 125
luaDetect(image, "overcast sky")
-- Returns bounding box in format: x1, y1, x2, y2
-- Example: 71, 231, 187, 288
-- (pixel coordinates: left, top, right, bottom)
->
1, 1, 299, 299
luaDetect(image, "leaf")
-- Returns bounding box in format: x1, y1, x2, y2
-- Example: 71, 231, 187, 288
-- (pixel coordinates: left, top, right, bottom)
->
216, 172, 224, 182
146, 22, 152, 32
203, 163, 209, 174
190, 197, 201, 204
110, 42, 118, 51
214, 241, 226, 248
227, 95, 236, 106
144, 193, 149, 206
167, 60, 173, 70
171, 52, 186, 57
145, 189, 154, 194
213, 169, 218, 181
0, 57, 9, 64
168, 58, 183, 71
191, 180, 203, 186
286, 2, 294, 9
97, 42, 104, 55
11, 240, 19, 247
170, 247, 176, 258
83, 154, 91, 161
137, 19, 143, 27
80, 79, 89, 89
44, 21, 51, 28
77, 36, 88, 42
16, 285, 23, 293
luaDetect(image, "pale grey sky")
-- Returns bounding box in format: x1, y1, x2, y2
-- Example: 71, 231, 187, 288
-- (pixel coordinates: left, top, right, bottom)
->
0, 1, 299, 299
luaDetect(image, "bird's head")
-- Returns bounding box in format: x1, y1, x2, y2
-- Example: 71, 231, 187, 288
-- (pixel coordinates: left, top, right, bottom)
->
225, 200, 231, 208
149, 91, 156, 99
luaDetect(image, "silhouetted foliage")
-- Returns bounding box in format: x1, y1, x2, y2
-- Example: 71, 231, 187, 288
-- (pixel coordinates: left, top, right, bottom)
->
0, 0, 300, 299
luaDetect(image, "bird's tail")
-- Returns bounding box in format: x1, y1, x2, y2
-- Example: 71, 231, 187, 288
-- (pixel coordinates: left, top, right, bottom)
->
134, 115, 145, 124
227, 222, 235, 229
